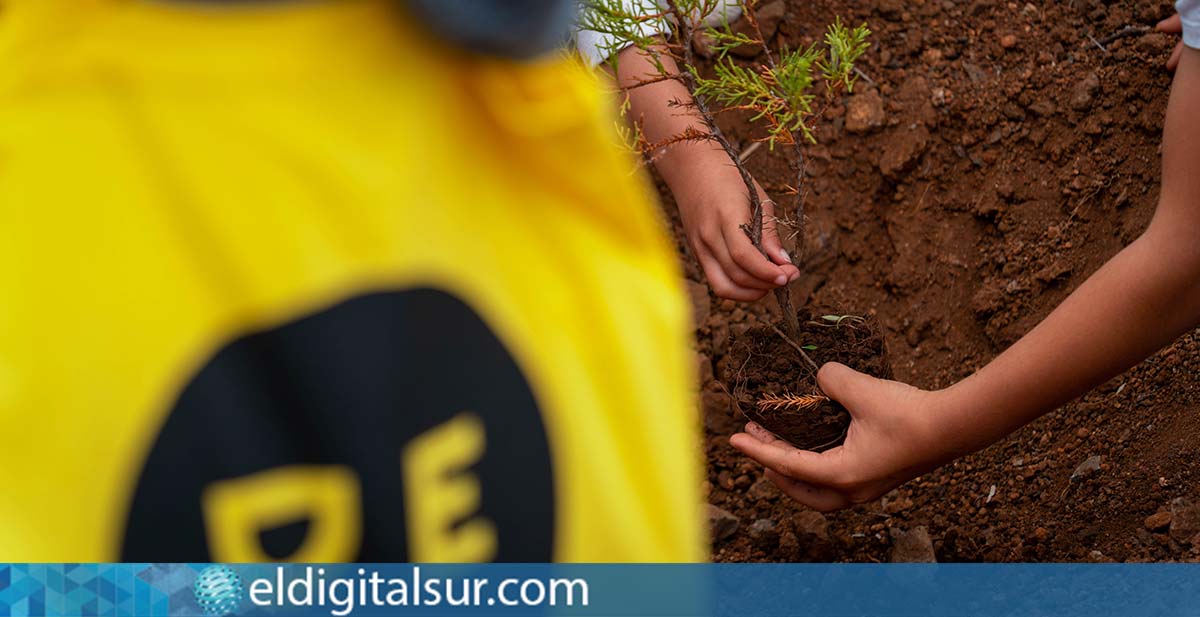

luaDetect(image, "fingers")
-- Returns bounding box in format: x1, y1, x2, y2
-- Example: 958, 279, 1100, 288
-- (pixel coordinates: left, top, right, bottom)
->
732, 424, 854, 511
720, 226, 790, 287
695, 247, 768, 302
1157, 14, 1182, 34
764, 469, 851, 512
1169, 41, 1184, 71
759, 199, 802, 275
729, 429, 845, 487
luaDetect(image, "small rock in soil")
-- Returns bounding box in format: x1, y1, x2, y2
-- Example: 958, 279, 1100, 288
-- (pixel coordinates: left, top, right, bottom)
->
708, 504, 740, 542
793, 510, 835, 561
1069, 72, 1101, 111
1028, 99, 1056, 117
878, 125, 930, 179
1070, 455, 1102, 481
1144, 511, 1172, 532
845, 90, 886, 134
890, 526, 937, 563
1169, 497, 1200, 543
1000, 34, 1018, 49
1035, 259, 1072, 284
748, 519, 780, 548
777, 530, 801, 561
748, 477, 779, 501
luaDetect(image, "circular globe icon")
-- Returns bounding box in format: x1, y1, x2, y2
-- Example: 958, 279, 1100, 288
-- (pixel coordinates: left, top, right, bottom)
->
193, 565, 244, 617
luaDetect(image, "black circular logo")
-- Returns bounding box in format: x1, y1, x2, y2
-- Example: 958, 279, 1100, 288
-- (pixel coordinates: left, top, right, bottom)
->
122, 288, 555, 561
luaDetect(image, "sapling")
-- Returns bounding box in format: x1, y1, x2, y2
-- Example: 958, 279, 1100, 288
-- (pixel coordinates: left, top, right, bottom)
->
582, 1, 881, 450
581, 0, 868, 344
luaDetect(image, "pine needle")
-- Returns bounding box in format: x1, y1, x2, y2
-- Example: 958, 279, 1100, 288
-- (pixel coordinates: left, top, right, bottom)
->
756, 392, 830, 412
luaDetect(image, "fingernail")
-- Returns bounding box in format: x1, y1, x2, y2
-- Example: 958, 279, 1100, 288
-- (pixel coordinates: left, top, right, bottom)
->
779, 249, 792, 263
774, 274, 788, 286
788, 270, 801, 282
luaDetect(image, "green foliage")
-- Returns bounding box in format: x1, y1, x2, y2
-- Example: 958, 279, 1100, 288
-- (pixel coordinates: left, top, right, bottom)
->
694, 18, 871, 147
579, 0, 870, 154
819, 17, 872, 92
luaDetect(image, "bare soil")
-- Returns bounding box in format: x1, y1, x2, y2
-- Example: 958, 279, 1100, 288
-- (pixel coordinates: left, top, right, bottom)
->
668, 0, 1200, 562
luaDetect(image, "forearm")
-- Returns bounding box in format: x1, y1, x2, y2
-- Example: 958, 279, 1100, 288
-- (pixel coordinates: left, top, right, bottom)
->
933, 230, 1200, 453
928, 47, 1200, 456
613, 44, 731, 191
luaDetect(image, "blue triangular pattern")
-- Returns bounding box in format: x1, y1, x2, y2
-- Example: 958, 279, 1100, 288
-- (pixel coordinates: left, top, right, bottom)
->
97, 595, 113, 617
67, 565, 94, 584
28, 594, 44, 617
46, 567, 65, 592
0, 566, 9, 591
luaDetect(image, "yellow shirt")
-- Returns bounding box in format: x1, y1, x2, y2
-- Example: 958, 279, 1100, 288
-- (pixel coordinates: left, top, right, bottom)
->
0, 0, 703, 562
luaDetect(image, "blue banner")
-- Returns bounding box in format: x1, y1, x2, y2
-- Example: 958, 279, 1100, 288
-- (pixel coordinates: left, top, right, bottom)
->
0, 563, 1197, 617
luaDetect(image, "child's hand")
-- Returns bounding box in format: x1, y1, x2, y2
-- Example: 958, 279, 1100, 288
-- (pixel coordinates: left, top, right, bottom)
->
1158, 14, 1185, 71
729, 363, 950, 511
671, 152, 800, 301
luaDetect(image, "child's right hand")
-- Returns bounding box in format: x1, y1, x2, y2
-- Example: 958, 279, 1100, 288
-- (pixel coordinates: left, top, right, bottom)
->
669, 149, 800, 301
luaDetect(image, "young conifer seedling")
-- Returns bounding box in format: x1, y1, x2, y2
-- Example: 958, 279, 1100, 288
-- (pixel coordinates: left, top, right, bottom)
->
582, 1, 884, 451
581, 0, 868, 343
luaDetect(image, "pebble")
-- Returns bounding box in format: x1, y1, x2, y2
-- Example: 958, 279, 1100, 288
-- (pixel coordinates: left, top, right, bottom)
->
748, 477, 780, 501
890, 526, 937, 562
878, 125, 931, 179
1144, 511, 1172, 532
1069, 72, 1101, 111
1169, 497, 1200, 543
845, 90, 886, 134
748, 519, 780, 548
707, 504, 740, 542
1000, 34, 1018, 49
794, 510, 835, 561
1070, 455, 1102, 481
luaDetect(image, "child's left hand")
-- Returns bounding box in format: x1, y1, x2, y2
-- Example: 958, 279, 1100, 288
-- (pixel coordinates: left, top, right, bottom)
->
729, 362, 951, 512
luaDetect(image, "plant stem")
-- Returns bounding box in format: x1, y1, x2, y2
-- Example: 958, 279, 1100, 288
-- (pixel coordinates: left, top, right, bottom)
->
669, 0, 801, 337
740, 0, 803, 338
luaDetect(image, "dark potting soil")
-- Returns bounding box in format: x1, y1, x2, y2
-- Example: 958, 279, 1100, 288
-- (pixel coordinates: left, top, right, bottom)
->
724, 313, 892, 451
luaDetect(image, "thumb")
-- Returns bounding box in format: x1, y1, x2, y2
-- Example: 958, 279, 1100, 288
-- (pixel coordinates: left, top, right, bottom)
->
815, 362, 878, 418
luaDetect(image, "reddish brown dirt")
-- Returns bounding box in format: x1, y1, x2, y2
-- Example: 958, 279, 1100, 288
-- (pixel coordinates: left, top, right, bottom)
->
724, 314, 892, 451
666, 0, 1200, 562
